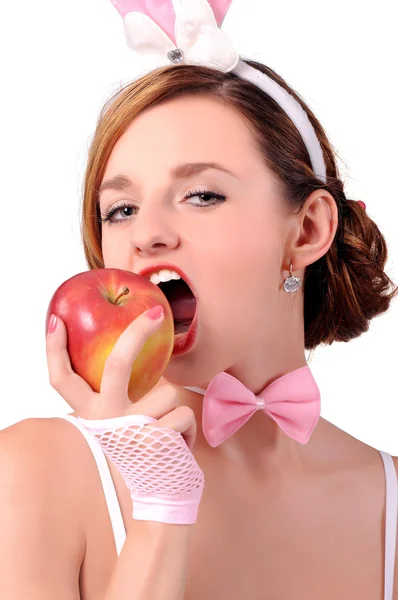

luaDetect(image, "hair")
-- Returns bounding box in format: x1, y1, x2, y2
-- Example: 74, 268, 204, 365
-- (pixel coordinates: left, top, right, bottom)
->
80, 59, 398, 350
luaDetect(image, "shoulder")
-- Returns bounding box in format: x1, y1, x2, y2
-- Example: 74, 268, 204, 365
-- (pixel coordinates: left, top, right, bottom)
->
0, 417, 89, 562
0, 415, 101, 500
0, 416, 92, 482
390, 457, 398, 600
0, 416, 76, 469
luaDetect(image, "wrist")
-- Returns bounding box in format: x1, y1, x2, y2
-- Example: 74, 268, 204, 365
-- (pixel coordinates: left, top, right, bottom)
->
130, 519, 194, 549
132, 492, 201, 524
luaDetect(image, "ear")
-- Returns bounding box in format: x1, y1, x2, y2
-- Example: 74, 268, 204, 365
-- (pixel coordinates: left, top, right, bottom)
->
284, 191, 339, 274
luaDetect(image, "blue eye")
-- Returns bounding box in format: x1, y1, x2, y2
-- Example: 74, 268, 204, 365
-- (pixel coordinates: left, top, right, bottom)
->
99, 188, 227, 226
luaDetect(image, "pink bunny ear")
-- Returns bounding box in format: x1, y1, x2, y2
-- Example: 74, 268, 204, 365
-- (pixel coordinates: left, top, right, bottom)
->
110, 1, 177, 43
110, 0, 233, 46
209, 0, 233, 27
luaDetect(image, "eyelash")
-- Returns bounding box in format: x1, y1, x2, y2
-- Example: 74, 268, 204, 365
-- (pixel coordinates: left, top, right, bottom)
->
99, 188, 227, 226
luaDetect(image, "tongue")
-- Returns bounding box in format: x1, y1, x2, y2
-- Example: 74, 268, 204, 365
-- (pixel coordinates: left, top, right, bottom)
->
166, 281, 196, 322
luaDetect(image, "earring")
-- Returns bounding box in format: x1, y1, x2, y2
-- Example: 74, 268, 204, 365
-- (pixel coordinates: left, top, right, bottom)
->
283, 262, 301, 293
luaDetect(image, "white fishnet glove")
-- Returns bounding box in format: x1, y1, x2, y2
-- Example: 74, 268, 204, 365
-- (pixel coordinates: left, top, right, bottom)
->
78, 414, 204, 524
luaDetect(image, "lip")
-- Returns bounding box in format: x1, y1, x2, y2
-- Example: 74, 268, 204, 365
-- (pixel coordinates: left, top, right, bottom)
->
137, 263, 198, 300
172, 304, 198, 356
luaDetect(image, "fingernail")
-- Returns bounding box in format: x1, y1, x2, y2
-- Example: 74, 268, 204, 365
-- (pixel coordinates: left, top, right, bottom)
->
146, 305, 164, 321
48, 314, 58, 334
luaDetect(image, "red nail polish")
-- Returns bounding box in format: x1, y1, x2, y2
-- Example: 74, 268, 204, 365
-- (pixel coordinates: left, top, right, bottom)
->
146, 305, 164, 320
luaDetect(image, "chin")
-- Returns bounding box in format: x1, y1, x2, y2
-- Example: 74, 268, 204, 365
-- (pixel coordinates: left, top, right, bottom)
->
162, 352, 225, 391
159, 355, 207, 387
162, 319, 237, 389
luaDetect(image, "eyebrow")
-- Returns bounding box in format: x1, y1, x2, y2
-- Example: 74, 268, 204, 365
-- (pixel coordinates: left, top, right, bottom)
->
97, 161, 238, 203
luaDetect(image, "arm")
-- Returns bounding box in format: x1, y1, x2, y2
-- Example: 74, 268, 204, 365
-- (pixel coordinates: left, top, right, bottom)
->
0, 419, 84, 599
0, 418, 195, 600
104, 521, 193, 600
44, 311, 203, 599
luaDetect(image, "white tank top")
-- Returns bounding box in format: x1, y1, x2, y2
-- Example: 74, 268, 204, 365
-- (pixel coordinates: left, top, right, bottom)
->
59, 414, 398, 598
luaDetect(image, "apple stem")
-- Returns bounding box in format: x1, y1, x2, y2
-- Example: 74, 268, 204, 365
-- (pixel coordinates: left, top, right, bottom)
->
115, 287, 129, 304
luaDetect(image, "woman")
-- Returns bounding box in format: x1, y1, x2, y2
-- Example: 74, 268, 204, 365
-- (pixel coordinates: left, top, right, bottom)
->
1, 1, 397, 598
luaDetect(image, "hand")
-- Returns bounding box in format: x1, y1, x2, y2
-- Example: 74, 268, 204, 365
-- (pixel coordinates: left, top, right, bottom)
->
46, 307, 204, 524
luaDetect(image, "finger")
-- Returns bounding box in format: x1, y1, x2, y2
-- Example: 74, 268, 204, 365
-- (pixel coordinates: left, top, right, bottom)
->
46, 316, 98, 417
100, 308, 165, 413
154, 406, 197, 451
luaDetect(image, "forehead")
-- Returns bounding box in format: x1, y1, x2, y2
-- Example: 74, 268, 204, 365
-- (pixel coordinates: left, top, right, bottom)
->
103, 94, 263, 177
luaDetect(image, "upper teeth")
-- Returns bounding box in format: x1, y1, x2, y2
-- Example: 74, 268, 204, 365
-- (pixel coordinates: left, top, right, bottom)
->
148, 269, 182, 286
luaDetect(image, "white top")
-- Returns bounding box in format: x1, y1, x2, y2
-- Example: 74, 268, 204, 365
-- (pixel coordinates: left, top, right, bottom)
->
59, 414, 397, 598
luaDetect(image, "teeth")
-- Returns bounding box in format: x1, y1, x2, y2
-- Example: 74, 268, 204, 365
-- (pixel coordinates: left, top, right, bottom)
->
149, 269, 181, 286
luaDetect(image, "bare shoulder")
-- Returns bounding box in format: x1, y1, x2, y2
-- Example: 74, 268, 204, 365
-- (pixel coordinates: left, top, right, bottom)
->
1, 414, 79, 445
0, 417, 90, 597
0, 415, 92, 483
0, 415, 99, 513
389, 455, 398, 600
323, 422, 398, 598
315, 417, 391, 467
0, 417, 89, 556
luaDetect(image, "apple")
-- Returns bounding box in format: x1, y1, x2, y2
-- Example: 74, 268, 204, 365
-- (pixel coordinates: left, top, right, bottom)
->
45, 268, 174, 403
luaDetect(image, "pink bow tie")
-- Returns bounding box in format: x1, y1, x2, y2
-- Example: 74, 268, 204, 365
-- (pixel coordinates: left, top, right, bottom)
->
202, 365, 321, 447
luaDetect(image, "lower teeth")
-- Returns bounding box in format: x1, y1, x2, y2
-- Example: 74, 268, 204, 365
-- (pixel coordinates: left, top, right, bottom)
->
174, 321, 192, 335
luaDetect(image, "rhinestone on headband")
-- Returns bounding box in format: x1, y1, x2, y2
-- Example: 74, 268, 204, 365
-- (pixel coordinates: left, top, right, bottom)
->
167, 49, 184, 64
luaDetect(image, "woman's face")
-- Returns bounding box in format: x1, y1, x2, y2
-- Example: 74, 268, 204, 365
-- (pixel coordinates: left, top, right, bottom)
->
98, 94, 293, 388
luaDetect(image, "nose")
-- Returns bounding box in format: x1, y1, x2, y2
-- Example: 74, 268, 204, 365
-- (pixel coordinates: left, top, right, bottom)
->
130, 201, 179, 257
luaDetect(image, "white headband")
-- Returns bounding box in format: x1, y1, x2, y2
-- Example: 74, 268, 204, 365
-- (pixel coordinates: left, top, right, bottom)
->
112, 0, 327, 183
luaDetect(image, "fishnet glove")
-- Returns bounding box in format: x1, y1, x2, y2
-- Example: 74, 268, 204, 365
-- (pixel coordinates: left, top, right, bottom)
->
78, 414, 204, 524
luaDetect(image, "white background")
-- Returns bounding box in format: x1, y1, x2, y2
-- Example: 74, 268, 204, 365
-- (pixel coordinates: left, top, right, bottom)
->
1, 0, 397, 452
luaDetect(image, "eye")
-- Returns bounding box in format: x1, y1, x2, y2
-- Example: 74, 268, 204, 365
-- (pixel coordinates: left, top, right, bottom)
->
99, 202, 136, 225
99, 188, 227, 226
184, 188, 226, 208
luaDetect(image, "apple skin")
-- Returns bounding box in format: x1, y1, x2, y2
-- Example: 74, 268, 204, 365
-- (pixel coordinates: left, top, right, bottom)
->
45, 268, 174, 403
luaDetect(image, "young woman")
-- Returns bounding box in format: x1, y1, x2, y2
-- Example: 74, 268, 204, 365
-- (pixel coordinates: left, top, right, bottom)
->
1, 1, 397, 598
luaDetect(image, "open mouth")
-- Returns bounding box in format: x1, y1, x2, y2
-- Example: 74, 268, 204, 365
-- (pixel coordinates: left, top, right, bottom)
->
158, 278, 197, 335
137, 261, 201, 353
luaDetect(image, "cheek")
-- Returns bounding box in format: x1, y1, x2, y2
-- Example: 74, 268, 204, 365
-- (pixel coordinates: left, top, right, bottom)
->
199, 218, 282, 320
207, 216, 281, 289
101, 236, 116, 268
101, 236, 111, 266
101, 231, 130, 269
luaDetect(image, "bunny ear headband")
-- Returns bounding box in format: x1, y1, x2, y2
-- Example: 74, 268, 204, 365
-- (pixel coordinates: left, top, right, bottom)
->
110, 0, 365, 189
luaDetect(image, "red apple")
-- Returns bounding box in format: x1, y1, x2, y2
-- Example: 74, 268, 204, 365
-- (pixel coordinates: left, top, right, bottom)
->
45, 268, 174, 403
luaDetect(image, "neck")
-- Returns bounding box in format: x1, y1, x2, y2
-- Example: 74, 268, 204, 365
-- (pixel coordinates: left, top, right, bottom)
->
168, 356, 320, 471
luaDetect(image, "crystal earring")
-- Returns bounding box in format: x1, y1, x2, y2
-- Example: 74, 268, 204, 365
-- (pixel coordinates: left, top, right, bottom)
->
283, 262, 301, 293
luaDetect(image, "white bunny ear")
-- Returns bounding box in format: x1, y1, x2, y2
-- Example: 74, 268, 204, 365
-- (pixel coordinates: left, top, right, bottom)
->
174, 0, 239, 73
123, 12, 176, 77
